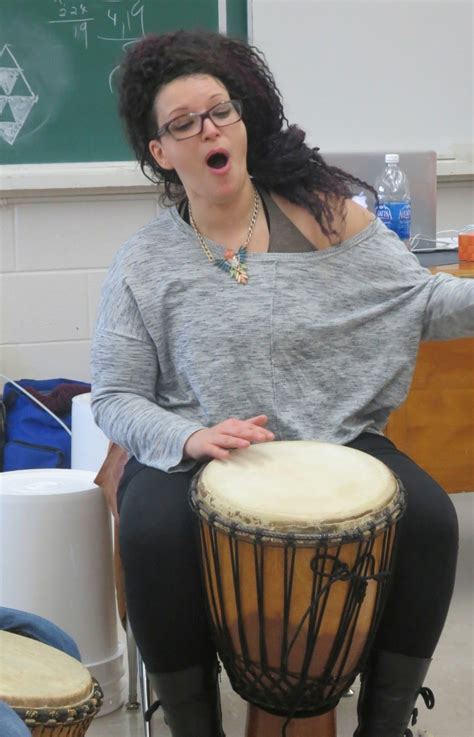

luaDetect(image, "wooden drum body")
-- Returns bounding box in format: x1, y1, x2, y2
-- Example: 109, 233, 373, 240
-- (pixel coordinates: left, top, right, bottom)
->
191, 441, 405, 734
0, 631, 103, 736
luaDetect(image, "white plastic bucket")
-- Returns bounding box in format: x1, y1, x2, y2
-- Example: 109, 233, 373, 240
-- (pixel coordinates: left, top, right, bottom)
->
0, 469, 126, 715
71, 393, 109, 473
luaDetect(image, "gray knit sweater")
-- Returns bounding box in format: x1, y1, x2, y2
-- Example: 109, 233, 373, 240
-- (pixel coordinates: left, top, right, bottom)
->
91, 207, 474, 472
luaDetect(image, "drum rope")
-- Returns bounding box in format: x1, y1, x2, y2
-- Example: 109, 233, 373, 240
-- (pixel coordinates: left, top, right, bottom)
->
203, 518, 395, 725
254, 533, 269, 672
229, 528, 251, 664
286, 540, 390, 659
281, 544, 297, 672
13, 679, 103, 736
193, 484, 407, 737
279, 534, 394, 736
202, 520, 233, 649
192, 495, 404, 546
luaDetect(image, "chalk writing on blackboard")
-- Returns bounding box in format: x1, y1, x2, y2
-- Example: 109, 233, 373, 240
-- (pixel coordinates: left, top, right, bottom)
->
48, 1, 93, 50
47, 0, 146, 91
96, 0, 146, 91
97, 1, 145, 43
0, 45, 39, 145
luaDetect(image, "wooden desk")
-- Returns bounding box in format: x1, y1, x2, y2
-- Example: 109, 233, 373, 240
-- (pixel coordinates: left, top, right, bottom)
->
385, 261, 474, 492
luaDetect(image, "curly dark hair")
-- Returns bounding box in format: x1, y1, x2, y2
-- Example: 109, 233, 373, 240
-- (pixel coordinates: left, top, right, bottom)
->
118, 29, 376, 238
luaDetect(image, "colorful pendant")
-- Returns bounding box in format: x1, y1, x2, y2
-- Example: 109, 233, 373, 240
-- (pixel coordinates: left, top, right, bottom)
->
214, 246, 249, 284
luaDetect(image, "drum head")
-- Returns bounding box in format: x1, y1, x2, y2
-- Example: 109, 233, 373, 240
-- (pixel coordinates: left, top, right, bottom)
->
195, 440, 399, 537
0, 631, 94, 708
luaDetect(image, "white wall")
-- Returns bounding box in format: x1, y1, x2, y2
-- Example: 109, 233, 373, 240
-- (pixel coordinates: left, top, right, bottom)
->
250, 0, 474, 158
0, 174, 472, 384
437, 181, 474, 231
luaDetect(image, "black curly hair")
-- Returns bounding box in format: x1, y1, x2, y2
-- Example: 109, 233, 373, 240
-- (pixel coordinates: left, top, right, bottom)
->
118, 29, 376, 239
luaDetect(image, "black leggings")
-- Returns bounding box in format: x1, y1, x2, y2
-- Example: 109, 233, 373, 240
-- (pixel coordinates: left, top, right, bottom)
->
118, 433, 458, 673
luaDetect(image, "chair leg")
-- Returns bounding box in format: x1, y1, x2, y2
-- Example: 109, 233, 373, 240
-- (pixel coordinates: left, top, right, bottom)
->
125, 619, 140, 710
138, 648, 155, 737
125, 620, 155, 735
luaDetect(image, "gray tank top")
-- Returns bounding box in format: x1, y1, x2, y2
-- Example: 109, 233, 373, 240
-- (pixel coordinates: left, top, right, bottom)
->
258, 188, 315, 253
179, 188, 315, 253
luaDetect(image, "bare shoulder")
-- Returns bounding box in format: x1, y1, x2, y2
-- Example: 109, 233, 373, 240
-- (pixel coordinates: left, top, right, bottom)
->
339, 197, 376, 242
270, 191, 375, 250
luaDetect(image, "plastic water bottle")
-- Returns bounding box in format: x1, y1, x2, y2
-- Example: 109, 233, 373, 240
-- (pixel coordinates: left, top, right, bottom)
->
375, 154, 411, 244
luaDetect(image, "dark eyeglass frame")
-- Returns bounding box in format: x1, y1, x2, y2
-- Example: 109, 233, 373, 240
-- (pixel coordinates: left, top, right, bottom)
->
156, 99, 243, 140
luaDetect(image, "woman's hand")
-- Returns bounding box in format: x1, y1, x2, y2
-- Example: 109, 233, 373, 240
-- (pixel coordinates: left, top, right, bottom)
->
184, 415, 275, 462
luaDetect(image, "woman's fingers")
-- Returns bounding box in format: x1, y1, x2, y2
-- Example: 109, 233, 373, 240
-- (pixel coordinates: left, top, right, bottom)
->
239, 424, 274, 442
215, 434, 251, 449
219, 418, 274, 442
213, 426, 273, 450
207, 445, 231, 460
245, 414, 269, 426
184, 415, 274, 462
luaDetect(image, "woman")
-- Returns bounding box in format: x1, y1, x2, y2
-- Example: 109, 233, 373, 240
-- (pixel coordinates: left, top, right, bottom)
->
91, 29, 473, 737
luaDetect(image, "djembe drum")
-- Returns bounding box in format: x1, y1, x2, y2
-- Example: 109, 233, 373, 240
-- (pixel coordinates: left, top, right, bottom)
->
0, 631, 103, 736
191, 441, 405, 737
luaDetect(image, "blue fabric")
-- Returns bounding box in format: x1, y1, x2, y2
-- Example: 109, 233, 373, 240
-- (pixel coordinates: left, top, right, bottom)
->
2, 378, 90, 471
0, 607, 81, 661
0, 702, 31, 737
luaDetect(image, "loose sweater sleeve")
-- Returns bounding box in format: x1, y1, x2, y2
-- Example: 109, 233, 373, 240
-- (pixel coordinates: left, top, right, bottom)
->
90, 260, 204, 473
421, 272, 474, 341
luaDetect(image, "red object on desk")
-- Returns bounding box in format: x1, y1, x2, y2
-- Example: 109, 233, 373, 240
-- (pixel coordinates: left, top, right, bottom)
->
458, 232, 474, 261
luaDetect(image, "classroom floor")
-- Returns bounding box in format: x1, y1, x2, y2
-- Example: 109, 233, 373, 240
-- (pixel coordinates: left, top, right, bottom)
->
88, 492, 473, 737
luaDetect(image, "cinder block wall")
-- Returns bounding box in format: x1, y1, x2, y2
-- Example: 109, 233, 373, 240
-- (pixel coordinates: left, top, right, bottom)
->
1, 180, 472, 384
1, 191, 159, 382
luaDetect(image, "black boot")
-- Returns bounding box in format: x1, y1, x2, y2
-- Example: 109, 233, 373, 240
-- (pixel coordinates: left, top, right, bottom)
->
354, 649, 435, 737
147, 659, 225, 737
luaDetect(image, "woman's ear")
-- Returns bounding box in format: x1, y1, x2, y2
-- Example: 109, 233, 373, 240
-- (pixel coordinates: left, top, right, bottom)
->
149, 139, 174, 170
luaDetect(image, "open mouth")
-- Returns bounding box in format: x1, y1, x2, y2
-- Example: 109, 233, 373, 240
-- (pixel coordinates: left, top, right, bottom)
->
206, 152, 229, 169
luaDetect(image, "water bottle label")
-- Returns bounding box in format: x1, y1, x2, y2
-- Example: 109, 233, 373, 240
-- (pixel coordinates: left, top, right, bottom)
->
376, 202, 411, 240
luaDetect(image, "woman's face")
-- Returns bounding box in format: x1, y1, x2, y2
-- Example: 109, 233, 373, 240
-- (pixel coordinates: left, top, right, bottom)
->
149, 74, 249, 203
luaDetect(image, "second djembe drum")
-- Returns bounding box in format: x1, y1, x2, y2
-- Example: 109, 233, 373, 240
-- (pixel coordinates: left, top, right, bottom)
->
191, 440, 405, 737
0, 631, 103, 736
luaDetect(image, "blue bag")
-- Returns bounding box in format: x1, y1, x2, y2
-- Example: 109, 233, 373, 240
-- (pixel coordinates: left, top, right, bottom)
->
2, 378, 90, 472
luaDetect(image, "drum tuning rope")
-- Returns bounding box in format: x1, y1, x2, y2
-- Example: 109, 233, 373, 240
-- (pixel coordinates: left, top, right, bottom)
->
195, 505, 403, 735
190, 459, 407, 737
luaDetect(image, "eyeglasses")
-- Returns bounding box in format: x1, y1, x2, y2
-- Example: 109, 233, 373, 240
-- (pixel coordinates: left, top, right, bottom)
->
156, 100, 243, 141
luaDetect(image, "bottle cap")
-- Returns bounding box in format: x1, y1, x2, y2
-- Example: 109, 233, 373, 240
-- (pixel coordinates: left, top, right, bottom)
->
385, 154, 399, 163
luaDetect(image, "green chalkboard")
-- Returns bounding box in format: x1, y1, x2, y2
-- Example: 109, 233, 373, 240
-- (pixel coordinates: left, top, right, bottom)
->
0, 0, 247, 164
